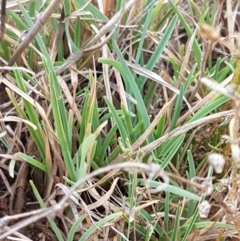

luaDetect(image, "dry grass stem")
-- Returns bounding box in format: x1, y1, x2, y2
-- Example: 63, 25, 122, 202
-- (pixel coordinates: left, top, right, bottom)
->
7, 0, 62, 68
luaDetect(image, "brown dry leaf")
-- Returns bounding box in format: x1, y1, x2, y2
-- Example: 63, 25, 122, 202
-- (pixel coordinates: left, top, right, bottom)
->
57, 75, 82, 124
87, 177, 119, 210
198, 23, 221, 42
0, 116, 37, 130
113, 96, 175, 164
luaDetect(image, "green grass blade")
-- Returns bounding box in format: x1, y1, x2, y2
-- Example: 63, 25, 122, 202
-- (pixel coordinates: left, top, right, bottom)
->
17, 152, 47, 172
160, 135, 185, 168
182, 205, 200, 241
134, 3, 155, 65
99, 124, 118, 164
170, 202, 181, 241
79, 212, 123, 241
30, 181, 64, 241
138, 179, 200, 201
67, 215, 87, 241
19, 4, 76, 181
105, 97, 128, 145
168, 0, 201, 65
189, 96, 228, 123
137, 15, 178, 91
164, 191, 170, 232
100, 49, 153, 142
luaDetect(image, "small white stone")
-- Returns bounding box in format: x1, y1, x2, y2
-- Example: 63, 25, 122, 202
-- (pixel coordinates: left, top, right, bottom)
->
198, 200, 211, 218
231, 144, 240, 163
200, 179, 213, 196
208, 153, 226, 174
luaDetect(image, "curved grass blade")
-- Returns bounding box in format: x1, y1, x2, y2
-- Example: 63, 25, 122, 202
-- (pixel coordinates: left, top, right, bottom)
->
79, 212, 123, 241
17, 152, 47, 172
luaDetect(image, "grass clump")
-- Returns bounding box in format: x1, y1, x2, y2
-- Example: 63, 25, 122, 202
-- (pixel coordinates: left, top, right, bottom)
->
0, 0, 240, 240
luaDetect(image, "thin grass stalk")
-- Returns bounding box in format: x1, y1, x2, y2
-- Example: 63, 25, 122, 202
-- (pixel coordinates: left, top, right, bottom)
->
55, 0, 138, 75
6, 0, 62, 68
0, 0, 6, 39
0, 161, 208, 240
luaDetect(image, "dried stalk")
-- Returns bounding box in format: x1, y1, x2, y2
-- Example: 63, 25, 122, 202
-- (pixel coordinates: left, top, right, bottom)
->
50, 5, 65, 61
0, 0, 35, 11
6, 0, 62, 68
0, 0, 6, 40
54, 0, 138, 75
0, 162, 205, 239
